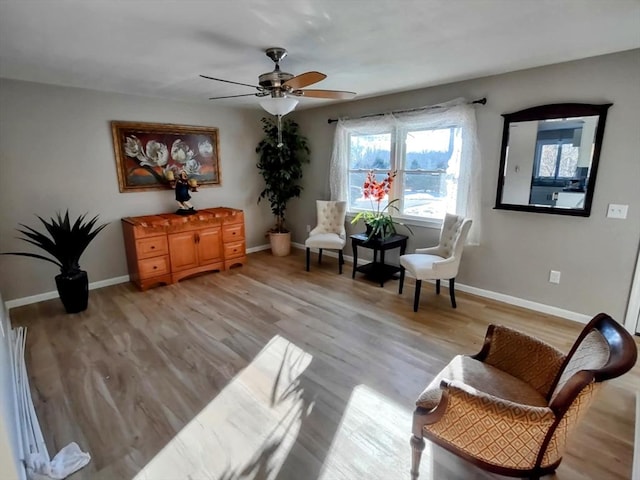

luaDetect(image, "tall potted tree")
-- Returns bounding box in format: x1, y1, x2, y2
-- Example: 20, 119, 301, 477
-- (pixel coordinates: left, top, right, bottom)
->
2, 211, 108, 313
256, 116, 310, 256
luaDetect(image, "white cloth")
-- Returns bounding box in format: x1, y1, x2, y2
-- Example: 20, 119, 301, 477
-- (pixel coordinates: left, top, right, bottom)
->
27, 443, 91, 480
12, 326, 91, 480
400, 253, 458, 280
305, 232, 346, 249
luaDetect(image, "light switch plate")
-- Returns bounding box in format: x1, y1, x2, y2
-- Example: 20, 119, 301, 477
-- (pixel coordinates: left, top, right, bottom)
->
607, 204, 628, 219
549, 270, 561, 284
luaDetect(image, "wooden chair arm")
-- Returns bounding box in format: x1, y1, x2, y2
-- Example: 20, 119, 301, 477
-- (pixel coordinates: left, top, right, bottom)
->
422, 380, 556, 470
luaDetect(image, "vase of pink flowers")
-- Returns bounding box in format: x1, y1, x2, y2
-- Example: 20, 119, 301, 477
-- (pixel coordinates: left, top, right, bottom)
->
351, 171, 412, 240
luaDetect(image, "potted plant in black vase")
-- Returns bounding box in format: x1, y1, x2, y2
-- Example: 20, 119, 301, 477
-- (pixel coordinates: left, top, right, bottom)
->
256, 116, 310, 256
2, 211, 108, 313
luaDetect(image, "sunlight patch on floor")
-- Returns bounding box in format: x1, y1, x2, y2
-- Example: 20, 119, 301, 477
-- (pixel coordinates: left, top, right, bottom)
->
133, 335, 313, 480
317, 384, 434, 480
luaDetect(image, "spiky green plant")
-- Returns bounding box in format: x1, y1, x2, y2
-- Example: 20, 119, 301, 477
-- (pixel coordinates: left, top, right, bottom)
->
2, 211, 108, 276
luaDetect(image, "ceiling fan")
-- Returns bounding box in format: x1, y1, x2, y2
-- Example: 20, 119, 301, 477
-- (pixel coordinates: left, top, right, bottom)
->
200, 47, 356, 114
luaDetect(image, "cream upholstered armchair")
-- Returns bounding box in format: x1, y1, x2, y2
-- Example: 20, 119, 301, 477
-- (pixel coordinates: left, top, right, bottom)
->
410, 313, 638, 480
305, 200, 347, 274
399, 213, 472, 312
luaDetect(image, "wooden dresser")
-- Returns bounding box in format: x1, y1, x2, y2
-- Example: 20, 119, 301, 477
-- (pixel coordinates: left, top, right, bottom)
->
122, 207, 246, 290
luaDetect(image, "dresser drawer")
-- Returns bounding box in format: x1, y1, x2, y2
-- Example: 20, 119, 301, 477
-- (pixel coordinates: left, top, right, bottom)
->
136, 236, 168, 259
224, 241, 245, 259
222, 223, 244, 243
138, 256, 170, 279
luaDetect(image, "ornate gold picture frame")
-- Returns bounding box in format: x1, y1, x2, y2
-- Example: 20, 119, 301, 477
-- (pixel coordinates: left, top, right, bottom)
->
111, 121, 221, 192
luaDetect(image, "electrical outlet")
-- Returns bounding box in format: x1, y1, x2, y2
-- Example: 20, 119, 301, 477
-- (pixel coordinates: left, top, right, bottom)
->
607, 204, 628, 219
306, 224, 311, 233
549, 270, 561, 284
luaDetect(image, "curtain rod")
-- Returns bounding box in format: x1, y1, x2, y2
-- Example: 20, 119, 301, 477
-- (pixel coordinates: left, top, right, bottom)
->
327, 97, 487, 124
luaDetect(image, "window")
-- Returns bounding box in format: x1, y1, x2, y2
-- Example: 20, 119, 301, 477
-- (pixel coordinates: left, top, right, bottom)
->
346, 125, 463, 222
533, 129, 581, 180
400, 127, 460, 220
330, 99, 481, 243
348, 133, 393, 212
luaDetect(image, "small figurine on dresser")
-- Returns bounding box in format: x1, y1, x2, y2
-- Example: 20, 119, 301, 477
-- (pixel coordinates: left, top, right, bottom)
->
167, 169, 198, 215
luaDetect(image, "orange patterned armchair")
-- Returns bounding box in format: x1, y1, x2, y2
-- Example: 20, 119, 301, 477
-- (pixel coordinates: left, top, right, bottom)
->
410, 313, 637, 479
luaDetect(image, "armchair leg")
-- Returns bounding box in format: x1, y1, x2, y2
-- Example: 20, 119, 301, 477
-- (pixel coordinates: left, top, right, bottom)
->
318, 249, 323, 264
436, 279, 440, 295
528, 466, 558, 480
413, 280, 422, 312
449, 278, 456, 308
399, 266, 405, 294
338, 250, 344, 274
306, 248, 310, 272
410, 434, 425, 480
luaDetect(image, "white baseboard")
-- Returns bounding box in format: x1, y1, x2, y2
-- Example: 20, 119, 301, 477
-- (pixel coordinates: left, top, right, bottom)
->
5, 275, 130, 309
7, 244, 592, 324
246, 244, 271, 253
294, 243, 591, 324
5, 246, 275, 310
453, 284, 591, 324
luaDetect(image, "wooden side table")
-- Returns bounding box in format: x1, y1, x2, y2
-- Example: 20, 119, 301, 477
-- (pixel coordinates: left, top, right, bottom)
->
351, 233, 408, 287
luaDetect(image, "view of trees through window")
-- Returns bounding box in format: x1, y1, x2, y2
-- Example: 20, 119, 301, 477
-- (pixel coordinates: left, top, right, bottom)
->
347, 127, 461, 219
534, 126, 582, 180
537, 142, 579, 178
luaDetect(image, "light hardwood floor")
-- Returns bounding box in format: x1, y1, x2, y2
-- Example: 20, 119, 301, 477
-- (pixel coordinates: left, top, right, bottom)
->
10, 250, 639, 480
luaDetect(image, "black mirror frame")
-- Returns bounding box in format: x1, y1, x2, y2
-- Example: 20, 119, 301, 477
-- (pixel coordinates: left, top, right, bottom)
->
494, 103, 612, 217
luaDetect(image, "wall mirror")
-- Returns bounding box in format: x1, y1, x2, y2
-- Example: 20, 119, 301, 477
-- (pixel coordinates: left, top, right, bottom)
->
495, 103, 612, 216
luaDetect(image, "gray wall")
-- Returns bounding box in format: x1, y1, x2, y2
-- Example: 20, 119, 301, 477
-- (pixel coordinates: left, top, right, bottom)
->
289, 49, 640, 321
0, 79, 269, 300
1, 50, 639, 320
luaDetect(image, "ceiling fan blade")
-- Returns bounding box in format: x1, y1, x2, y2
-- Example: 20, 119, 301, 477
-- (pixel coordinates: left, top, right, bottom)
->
200, 75, 260, 89
208, 93, 259, 100
283, 71, 327, 89
292, 89, 356, 100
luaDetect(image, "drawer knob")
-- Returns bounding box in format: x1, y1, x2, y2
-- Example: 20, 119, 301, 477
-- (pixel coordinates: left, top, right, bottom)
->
151, 246, 155, 249
153, 266, 158, 269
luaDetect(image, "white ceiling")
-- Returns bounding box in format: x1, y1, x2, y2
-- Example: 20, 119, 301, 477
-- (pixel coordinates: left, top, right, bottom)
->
1, 0, 639, 111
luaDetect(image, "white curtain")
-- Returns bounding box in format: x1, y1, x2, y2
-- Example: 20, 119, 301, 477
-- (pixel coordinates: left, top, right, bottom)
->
329, 113, 396, 203
329, 98, 482, 245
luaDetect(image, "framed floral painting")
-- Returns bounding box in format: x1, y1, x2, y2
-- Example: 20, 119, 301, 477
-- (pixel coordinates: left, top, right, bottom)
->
111, 121, 221, 192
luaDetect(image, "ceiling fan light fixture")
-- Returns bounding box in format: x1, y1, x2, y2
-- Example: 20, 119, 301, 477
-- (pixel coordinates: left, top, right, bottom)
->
259, 96, 299, 116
